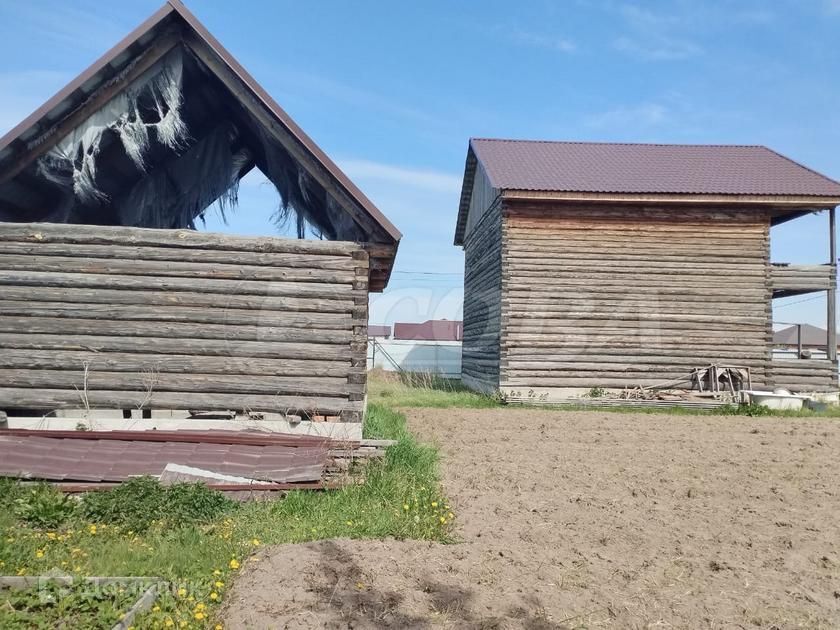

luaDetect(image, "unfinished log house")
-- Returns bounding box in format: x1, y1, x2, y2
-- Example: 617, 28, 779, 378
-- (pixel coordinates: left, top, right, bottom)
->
455, 139, 840, 399
0, 1, 401, 423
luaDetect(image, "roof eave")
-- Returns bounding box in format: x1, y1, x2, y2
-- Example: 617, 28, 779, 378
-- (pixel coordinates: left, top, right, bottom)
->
501, 189, 840, 207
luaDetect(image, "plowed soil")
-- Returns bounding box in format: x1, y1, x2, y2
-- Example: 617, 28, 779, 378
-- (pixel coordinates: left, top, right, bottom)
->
224, 408, 840, 628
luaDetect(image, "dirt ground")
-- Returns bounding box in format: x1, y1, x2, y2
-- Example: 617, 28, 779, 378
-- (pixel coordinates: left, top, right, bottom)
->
223, 409, 840, 629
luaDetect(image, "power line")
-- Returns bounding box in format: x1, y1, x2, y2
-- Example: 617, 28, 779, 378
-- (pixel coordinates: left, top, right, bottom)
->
775, 294, 825, 309
392, 270, 463, 276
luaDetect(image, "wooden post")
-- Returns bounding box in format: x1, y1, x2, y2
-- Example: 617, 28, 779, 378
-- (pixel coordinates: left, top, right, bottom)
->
829, 207, 837, 361
797, 323, 803, 358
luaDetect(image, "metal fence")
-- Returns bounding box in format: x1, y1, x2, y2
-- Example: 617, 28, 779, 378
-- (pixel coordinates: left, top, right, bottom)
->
367, 339, 461, 377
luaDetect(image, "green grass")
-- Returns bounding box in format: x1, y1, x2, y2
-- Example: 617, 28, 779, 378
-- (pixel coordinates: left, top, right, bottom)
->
367, 369, 840, 418
1, 580, 141, 629
0, 404, 454, 629
368, 369, 499, 408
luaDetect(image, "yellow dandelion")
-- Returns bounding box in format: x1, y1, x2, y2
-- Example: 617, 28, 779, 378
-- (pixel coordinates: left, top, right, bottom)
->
403, 504, 409, 511
16, 568, 26, 576
431, 501, 438, 508
180, 621, 188, 628
214, 581, 225, 589
194, 611, 205, 620
251, 538, 260, 546
212, 569, 222, 576
449, 512, 454, 519
164, 619, 174, 628
215, 625, 224, 630
209, 592, 219, 601
440, 516, 446, 524
177, 588, 187, 597
229, 558, 240, 570
88, 525, 97, 535
46, 532, 56, 540
152, 606, 161, 612
346, 520, 353, 526
35, 550, 44, 558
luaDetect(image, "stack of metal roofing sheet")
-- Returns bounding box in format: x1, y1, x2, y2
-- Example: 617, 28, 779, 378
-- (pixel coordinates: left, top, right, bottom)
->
0, 429, 340, 487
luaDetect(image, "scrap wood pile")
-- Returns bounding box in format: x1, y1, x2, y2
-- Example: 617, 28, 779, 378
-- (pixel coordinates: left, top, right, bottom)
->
0, 429, 391, 495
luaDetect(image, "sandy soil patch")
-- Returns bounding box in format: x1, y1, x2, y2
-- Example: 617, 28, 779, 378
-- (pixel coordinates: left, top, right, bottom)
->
224, 409, 840, 628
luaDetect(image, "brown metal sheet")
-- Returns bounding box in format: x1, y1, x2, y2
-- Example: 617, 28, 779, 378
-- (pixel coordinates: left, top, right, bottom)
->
469, 139, 840, 197
1, 429, 339, 447
0, 434, 328, 483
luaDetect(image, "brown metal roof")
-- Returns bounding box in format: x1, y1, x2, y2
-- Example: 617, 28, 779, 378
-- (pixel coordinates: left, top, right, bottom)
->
0, 0, 401, 274
455, 138, 840, 244
774, 324, 830, 348
0, 430, 329, 484
470, 139, 840, 197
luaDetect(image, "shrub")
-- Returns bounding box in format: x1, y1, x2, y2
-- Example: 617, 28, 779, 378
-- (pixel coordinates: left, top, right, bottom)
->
13, 483, 77, 528
80, 476, 235, 531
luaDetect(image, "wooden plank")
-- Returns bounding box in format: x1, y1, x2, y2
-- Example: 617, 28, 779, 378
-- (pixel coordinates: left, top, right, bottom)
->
0, 222, 364, 256
0, 388, 363, 415
0, 349, 359, 378
0, 254, 356, 284
0, 370, 361, 397
0, 241, 358, 270
0, 316, 353, 345
0, 269, 351, 298
0, 332, 352, 361
0, 300, 355, 328
0, 285, 359, 314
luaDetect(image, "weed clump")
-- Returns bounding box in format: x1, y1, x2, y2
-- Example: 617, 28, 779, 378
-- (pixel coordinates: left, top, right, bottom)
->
80, 477, 235, 531
13, 483, 77, 528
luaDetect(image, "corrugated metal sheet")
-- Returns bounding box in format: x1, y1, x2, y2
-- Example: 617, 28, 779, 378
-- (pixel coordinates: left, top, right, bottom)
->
0, 430, 330, 484
469, 139, 840, 196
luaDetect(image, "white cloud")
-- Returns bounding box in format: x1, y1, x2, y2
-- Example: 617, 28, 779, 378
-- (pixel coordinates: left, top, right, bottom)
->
4, 2, 128, 54
507, 28, 577, 53
337, 159, 463, 194
612, 3, 704, 60
583, 103, 670, 129
613, 36, 703, 61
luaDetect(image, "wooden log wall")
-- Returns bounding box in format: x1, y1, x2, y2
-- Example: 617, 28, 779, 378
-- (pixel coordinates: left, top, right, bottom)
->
768, 359, 839, 393
770, 263, 835, 297
461, 201, 503, 392
0, 223, 369, 421
498, 204, 775, 390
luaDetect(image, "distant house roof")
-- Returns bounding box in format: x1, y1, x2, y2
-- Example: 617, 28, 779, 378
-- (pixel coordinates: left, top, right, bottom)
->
393, 320, 463, 342
774, 324, 830, 347
455, 138, 840, 245
367, 325, 392, 338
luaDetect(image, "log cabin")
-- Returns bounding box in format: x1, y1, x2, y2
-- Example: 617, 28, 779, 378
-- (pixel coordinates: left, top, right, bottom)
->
0, 1, 401, 424
455, 139, 840, 399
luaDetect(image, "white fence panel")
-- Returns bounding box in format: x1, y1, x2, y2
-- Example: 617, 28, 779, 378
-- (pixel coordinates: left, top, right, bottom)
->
368, 340, 462, 377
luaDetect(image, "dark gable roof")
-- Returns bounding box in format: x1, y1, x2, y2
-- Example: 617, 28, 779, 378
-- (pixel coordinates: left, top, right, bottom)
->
455, 138, 840, 245
774, 324, 829, 347
470, 139, 840, 196
0, 1, 400, 288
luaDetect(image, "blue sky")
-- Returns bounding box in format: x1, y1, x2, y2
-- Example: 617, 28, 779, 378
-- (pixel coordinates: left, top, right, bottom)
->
1, 0, 839, 328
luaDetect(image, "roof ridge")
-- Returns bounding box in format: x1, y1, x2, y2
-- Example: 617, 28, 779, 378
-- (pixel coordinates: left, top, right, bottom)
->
470, 137, 767, 149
